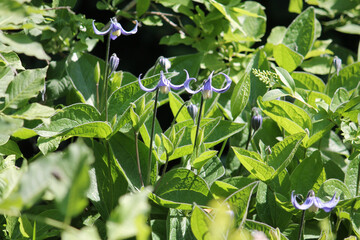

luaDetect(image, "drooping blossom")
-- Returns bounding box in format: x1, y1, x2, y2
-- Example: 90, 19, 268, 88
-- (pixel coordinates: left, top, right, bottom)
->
92, 17, 138, 40
291, 190, 339, 213
184, 71, 232, 99
138, 71, 184, 94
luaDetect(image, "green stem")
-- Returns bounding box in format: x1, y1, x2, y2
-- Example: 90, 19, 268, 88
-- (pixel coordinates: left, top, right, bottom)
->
218, 138, 228, 159
193, 96, 204, 156
168, 101, 188, 136
327, 57, 334, 83
24, 213, 78, 232
146, 88, 160, 185
134, 130, 144, 187
298, 210, 306, 240
104, 140, 114, 211
356, 159, 360, 196
96, 83, 100, 110
245, 111, 254, 150
153, 152, 169, 192
101, 34, 111, 121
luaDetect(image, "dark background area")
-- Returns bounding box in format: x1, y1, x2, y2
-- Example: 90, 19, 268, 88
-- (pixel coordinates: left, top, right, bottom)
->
73, 0, 358, 77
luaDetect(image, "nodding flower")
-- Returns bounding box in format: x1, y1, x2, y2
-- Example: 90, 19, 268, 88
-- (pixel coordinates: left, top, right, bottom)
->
291, 190, 339, 213
184, 71, 232, 99
251, 108, 263, 131
159, 56, 171, 72
109, 53, 119, 76
92, 17, 138, 40
333, 56, 342, 76
138, 71, 184, 94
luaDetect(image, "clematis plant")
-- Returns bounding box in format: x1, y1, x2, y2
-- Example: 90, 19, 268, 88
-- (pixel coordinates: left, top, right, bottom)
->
292, 190, 339, 240
291, 190, 339, 213
92, 17, 138, 40
138, 71, 184, 94
184, 71, 232, 99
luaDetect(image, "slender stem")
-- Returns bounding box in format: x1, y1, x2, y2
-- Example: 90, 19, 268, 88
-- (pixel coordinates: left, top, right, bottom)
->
298, 210, 306, 240
168, 101, 188, 136
96, 83, 100, 110
327, 57, 334, 83
218, 138, 228, 159
146, 88, 160, 185
102, 34, 111, 121
245, 111, 254, 150
356, 159, 360, 196
104, 140, 114, 212
134, 130, 144, 187
153, 152, 169, 192
193, 96, 204, 155
24, 213, 77, 232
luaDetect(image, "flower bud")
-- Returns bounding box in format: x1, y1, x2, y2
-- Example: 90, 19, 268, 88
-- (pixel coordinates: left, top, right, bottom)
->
187, 104, 198, 123
251, 112, 263, 131
159, 56, 171, 72
333, 56, 342, 76
109, 53, 119, 76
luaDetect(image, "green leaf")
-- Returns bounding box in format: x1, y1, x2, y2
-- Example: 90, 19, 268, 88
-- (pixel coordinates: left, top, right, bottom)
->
224, 182, 258, 227
0, 32, 50, 60
2, 67, 47, 110
193, 150, 218, 171
191, 204, 211, 240
244, 220, 289, 240
291, 71, 325, 92
153, 168, 212, 209
66, 52, 105, 107
274, 67, 296, 93
35, 103, 112, 138
37, 136, 62, 155
161, 133, 174, 155
62, 226, 101, 240
198, 156, 225, 187
290, 151, 324, 196
169, 92, 191, 122
256, 182, 292, 230
258, 98, 311, 137
136, 0, 150, 17
109, 132, 156, 189
267, 132, 306, 176
0, 115, 23, 145
0, 51, 24, 70
167, 208, 196, 240
0, 139, 22, 159
210, 181, 239, 199
301, 55, 332, 75
13, 103, 56, 120
330, 88, 350, 113
273, 44, 304, 72
282, 7, 315, 57
326, 62, 360, 97
288, 0, 303, 13
107, 189, 151, 240
344, 153, 360, 197
232, 147, 275, 182
0, 66, 14, 100
262, 89, 289, 102
230, 70, 250, 119
318, 179, 352, 200
87, 140, 128, 220
162, 119, 244, 161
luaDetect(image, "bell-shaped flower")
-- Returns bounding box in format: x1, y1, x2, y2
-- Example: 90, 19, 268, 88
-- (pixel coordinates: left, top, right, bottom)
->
333, 56, 342, 76
93, 17, 138, 40
138, 71, 184, 94
251, 108, 263, 131
159, 56, 171, 72
109, 53, 119, 76
291, 190, 339, 213
184, 71, 232, 99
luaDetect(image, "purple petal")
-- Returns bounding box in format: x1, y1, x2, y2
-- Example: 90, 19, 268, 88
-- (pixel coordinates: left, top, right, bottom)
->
184, 70, 201, 94
291, 191, 314, 210
92, 20, 111, 35
203, 71, 214, 91
211, 72, 232, 93
138, 74, 157, 92
313, 193, 339, 212
116, 20, 139, 36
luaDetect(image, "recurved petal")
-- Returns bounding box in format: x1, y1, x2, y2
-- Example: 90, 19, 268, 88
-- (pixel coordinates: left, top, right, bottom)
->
138, 74, 158, 92
291, 191, 314, 210
118, 20, 139, 36
184, 70, 201, 94
313, 193, 339, 212
211, 72, 232, 93
92, 20, 111, 35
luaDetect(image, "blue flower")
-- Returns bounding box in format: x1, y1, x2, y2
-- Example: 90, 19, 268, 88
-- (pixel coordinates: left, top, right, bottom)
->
291, 190, 339, 213
184, 71, 232, 99
138, 71, 184, 94
251, 108, 263, 131
92, 17, 138, 40
333, 56, 342, 76
109, 53, 119, 76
